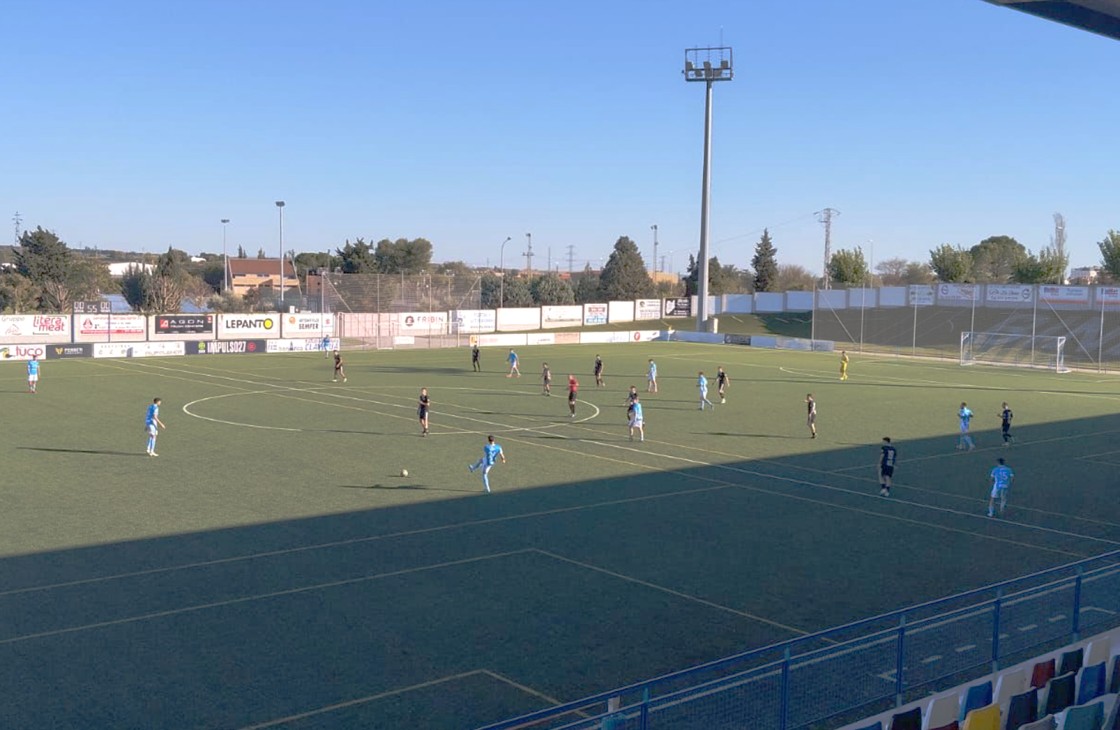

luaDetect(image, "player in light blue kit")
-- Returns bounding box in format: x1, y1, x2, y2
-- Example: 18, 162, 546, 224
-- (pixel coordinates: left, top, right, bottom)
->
987, 457, 1014, 517
27, 356, 40, 394
957, 402, 975, 451
697, 371, 713, 410
506, 349, 520, 378
468, 434, 507, 493
647, 359, 658, 393
628, 396, 645, 442
145, 397, 166, 456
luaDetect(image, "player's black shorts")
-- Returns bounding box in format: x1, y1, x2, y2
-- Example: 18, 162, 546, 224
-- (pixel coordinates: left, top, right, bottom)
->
880, 465, 894, 478
417, 407, 428, 418
568, 391, 577, 402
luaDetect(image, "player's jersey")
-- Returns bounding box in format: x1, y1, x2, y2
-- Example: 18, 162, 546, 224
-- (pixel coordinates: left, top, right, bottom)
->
880, 445, 897, 469
542, 366, 551, 382
1001, 407, 1013, 427
508, 351, 518, 364
648, 362, 657, 379
990, 465, 1014, 489
145, 403, 159, 426
594, 358, 603, 374
27, 360, 39, 376
628, 390, 639, 404
698, 375, 708, 391
471, 347, 480, 361
959, 407, 973, 429
333, 355, 342, 370
482, 443, 503, 466
568, 377, 579, 395
417, 394, 430, 414
807, 399, 817, 417
631, 402, 644, 421
717, 370, 727, 386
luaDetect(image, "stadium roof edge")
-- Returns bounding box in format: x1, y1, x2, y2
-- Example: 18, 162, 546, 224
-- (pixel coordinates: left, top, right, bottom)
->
983, 0, 1120, 41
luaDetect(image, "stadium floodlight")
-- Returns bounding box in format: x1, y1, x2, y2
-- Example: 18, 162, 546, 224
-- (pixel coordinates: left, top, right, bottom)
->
961, 331, 1070, 373
221, 219, 230, 293
275, 201, 286, 308
684, 46, 733, 332
498, 236, 512, 308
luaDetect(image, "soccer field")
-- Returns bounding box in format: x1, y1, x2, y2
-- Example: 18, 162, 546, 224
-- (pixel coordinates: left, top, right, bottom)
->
1, 343, 1118, 728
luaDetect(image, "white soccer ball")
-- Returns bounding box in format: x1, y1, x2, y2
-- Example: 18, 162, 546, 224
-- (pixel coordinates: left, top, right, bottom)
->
400, 469, 409, 477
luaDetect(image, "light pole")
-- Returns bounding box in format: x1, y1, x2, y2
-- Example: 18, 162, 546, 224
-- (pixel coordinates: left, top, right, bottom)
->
275, 201, 285, 308
498, 236, 512, 307
651, 224, 659, 275
221, 218, 230, 293
524, 232, 533, 277
684, 46, 733, 331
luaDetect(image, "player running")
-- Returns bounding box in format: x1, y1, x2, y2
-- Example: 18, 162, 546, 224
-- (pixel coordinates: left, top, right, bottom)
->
541, 362, 552, 395
27, 356, 40, 394
594, 355, 605, 387
879, 437, 897, 496
999, 402, 1014, 446
957, 402, 975, 451
144, 397, 166, 457
333, 351, 347, 383
840, 351, 849, 381
698, 371, 713, 410
417, 387, 432, 436
806, 393, 817, 438
987, 457, 1014, 517
506, 349, 520, 378
567, 374, 579, 418
468, 435, 507, 494
647, 359, 658, 393
628, 395, 645, 442
716, 366, 730, 404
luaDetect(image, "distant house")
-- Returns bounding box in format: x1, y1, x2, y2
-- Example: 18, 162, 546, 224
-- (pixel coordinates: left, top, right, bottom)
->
227, 258, 298, 297
1069, 266, 1101, 285
107, 262, 155, 277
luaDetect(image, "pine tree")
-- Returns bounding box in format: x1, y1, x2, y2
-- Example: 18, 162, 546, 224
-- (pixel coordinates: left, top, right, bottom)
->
752, 229, 778, 292
599, 236, 654, 300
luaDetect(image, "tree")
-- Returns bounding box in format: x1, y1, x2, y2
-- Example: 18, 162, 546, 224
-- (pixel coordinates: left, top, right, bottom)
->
598, 236, 653, 300
480, 272, 502, 308
827, 247, 869, 286
573, 264, 601, 304
373, 238, 433, 274
903, 261, 935, 285
237, 245, 247, 258
337, 238, 376, 274
531, 274, 576, 305
0, 272, 40, 313
774, 264, 816, 291
684, 255, 743, 295
875, 257, 910, 286
16, 227, 71, 285
1013, 247, 1068, 284
751, 228, 778, 292
119, 265, 149, 311
970, 235, 1026, 282
501, 277, 534, 307
1099, 230, 1120, 282
257, 247, 267, 259
929, 244, 972, 282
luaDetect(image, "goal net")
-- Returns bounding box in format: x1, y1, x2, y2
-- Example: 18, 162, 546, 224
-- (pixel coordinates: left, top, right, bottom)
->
960, 331, 1070, 373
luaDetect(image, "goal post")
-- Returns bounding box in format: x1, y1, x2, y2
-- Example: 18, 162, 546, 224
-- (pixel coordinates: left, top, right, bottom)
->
960, 331, 1070, 373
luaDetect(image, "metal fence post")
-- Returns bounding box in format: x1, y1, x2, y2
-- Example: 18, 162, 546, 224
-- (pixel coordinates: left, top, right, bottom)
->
1073, 567, 1084, 642
780, 646, 791, 730
639, 687, 650, 730
895, 615, 907, 707
991, 589, 1002, 673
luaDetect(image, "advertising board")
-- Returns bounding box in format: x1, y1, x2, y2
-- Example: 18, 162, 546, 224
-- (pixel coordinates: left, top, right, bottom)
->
451, 310, 496, 334
495, 308, 539, 332
635, 299, 662, 320
153, 314, 214, 335
76, 314, 147, 339
217, 314, 280, 339
582, 303, 608, 326
46, 343, 92, 359
93, 341, 186, 358
266, 338, 336, 353
541, 305, 583, 329
187, 340, 267, 355
937, 284, 979, 302
0, 314, 72, 343
986, 285, 1033, 303
279, 313, 334, 337
399, 312, 448, 335
1039, 286, 1090, 304
607, 301, 635, 323
0, 344, 47, 361
526, 333, 555, 345
664, 298, 692, 317
908, 285, 935, 306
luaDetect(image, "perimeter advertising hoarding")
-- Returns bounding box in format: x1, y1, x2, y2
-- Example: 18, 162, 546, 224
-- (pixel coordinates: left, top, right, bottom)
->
635, 299, 662, 320
908, 285, 935, 306
495, 308, 539, 332
281, 313, 335, 337
0, 315, 71, 343
582, 304, 607, 326
217, 314, 280, 339
154, 314, 214, 334
1097, 287, 1120, 305
46, 343, 93, 359
75, 314, 147, 341
451, 310, 496, 334
267, 338, 336, 353
1039, 286, 1090, 304
187, 340, 267, 355
399, 312, 448, 336
0, 344, 47, 361
93, 342, 186, 358
541, 305, 583, 329
986, 285, 1033, 303
663, 298, 692, 317
607, 301, 635, 323
936, 284, 979, 303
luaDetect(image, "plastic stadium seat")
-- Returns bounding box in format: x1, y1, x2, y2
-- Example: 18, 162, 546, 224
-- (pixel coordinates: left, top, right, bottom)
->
1018, 717, 1056, 730
891, 707, 922, 730
960, 682, 995, 722
929, 722, 959, 730
924, 694, 959, 730
1045, 673, 1077, 716
1086, 641, 1110, 669
961, 703, 1000, 730
1057, 700, 1103, 730
998, 668, 1030, 709
1061, 649, 1085, 677
852, 723, 883, 730
1110, 656, 1120, 695
1034, 659, 1058, 690
1078, 663, 1108, 706
1006, 688, 1040, 730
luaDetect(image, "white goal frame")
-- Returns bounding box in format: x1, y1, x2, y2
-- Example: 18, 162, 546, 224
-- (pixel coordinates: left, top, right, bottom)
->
960, 331, 1070, 373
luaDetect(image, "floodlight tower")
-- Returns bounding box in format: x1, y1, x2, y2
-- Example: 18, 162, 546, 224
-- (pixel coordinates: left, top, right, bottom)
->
684, 46, 733, 331
275, 201, 286, 307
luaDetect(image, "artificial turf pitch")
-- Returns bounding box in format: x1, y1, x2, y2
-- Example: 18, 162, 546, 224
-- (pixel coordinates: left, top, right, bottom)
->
1, 342, 1118, 728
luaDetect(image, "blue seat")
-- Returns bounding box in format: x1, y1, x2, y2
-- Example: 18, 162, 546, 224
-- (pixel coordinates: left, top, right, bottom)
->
1077, 662, 1107, 705
1006, 687, 1038, 730
1060, 700, 1103, 730
852, 723, 883, 730
1110, 656, 1120, 695
959, 681, 993, 722
1044, 672, 1076, 715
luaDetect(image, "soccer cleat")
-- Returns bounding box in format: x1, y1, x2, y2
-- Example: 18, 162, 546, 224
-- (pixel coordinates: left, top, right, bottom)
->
879, 487, 889, 497
468, 464, 475, 472
720, 398, 726, 404
333, 379, 337, 383
150, 452, 159, 457
343, 378, 347, 383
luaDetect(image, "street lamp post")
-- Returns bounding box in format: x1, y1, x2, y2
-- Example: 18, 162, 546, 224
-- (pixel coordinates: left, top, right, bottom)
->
498, 236, 512, 307
684, 46, 733, 331
275, 201, 285, 309
651, 224, 659, 275
221, 218, 230, 293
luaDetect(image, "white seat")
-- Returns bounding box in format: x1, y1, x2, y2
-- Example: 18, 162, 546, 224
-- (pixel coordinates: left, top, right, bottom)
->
996, 667, 1028, 711
923, 692, 958, 730
1085, 640, 1109, 669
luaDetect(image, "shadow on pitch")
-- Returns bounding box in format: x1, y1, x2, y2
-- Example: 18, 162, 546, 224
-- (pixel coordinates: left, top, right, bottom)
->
339, 483, 480, 494
18, 447, 149, 457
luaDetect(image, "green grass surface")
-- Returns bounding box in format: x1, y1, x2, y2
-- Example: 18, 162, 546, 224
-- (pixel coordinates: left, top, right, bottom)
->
1, 344, 1119, 728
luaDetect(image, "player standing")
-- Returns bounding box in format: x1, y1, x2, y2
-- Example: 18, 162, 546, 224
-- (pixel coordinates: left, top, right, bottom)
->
471, 344, 481, 372
332, 350, 347, 382
27, 355, 40, 394
626, 385, 639, 421
417, 387, 432, 436
839, 351, 849, 381
468, 434, 507, 494
697, 371, 713, 410
145, 397, 166, 457
987, 457, 1014, 517
957, 402, 975, 451
716, 366, 730, 404
542, 362, 552, 395
594, 355, 605, 387
567, 374, 579, 418
878, 437, 897, 496
806, 393, 817, 438
629, 395, 645, 442
647, 359, 658, 393
999, 402, 1014, 446
506, 349, 520, 378
321, 335, 331, 356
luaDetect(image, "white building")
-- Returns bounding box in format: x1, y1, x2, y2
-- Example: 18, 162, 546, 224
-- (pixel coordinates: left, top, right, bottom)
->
107, 262, 155, 277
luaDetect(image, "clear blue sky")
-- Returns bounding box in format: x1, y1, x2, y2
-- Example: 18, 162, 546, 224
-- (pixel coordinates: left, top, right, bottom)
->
2, 0, 1117, 275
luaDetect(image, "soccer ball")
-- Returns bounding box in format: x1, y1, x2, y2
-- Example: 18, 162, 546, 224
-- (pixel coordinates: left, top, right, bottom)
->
400, 469, 409, 477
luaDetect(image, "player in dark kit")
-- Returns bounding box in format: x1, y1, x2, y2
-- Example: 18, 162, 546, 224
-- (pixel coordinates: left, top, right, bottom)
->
417, 387, 432, 436
594, 355, 604, 387
716, 366, 730, 404
999, 402, 1014, 445
471, 345, 481, 372
879, 437, 897, 497
333, 351, 347, 382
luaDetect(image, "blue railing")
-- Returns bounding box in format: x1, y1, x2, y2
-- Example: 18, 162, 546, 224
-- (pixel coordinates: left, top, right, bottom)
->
479, 550, 1120, 730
